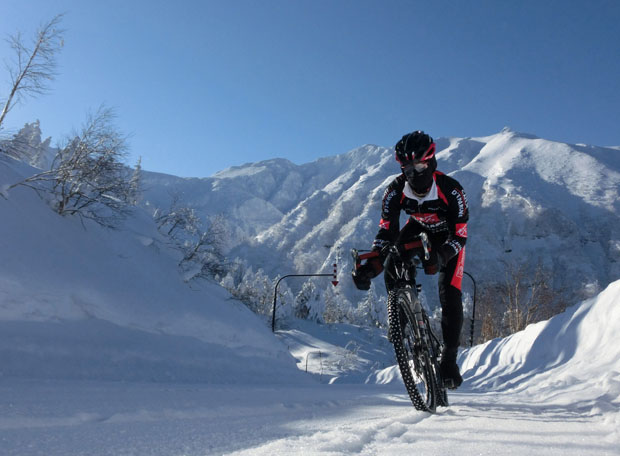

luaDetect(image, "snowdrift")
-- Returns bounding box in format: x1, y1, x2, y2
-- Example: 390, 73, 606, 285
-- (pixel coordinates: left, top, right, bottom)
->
364, 279, 620, 405
0, 157, 307, 384
461, 280, 620, 406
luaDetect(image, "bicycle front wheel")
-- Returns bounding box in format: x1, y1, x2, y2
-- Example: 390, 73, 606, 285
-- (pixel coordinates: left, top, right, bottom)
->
388, 289, 438, 412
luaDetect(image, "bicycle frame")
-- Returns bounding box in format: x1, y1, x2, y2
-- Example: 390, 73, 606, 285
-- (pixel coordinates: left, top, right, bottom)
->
353, 232, 431, 335
352, 232, 448, 411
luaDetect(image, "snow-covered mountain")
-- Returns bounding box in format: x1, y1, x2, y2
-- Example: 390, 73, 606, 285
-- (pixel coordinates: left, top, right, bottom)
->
141, 128, 620, 303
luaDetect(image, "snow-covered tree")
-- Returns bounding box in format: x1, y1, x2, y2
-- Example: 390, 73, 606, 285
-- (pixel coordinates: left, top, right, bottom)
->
0, 120, 53, 168
355, 283, 387, 328
322, 285, 342, 324
311, 289, 328, 323
128, 157, 142, 205
238, 267, 273, 315
179, 214, 228, 281
155, 196, 228, 282
9, 107, 135, 228
294, 281, 315, 319
154, 193, 201, 240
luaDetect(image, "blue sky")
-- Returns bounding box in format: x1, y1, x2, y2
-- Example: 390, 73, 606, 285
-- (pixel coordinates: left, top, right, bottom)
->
1, 0, 619, 177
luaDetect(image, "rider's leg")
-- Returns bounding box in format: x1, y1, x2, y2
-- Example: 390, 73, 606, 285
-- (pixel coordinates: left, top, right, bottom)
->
438, 249, 465, 388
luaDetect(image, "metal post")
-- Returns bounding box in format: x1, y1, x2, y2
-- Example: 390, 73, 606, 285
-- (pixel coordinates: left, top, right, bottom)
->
463, 271, 477, 347
272, 273, 334, 332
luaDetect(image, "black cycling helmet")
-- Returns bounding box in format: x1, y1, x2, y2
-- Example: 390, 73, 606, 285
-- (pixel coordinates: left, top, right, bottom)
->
394, 131, 436, 164
394, 131, 437, 195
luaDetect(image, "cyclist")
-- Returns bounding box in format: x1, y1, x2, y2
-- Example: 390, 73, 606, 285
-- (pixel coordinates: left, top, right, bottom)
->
352, 130, 469, 388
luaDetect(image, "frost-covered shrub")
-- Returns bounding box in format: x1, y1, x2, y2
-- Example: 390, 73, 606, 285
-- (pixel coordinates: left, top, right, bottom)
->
8, 108, 138, 228
154, 195, 228, 282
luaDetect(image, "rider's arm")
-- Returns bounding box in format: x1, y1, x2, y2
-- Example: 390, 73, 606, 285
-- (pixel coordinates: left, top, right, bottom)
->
372, 175, 405, 251
439, 180, 469, 264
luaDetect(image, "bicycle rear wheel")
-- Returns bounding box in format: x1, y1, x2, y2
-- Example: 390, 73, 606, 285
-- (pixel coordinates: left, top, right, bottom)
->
388, 289, 438, 412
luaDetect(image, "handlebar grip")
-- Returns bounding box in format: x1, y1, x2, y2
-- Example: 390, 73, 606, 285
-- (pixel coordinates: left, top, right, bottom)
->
352, 233, 430, 268
358, 251, 380, 261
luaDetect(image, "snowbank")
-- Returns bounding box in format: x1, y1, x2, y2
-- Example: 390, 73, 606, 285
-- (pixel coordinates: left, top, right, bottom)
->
0, 157, 307, 384
461, 280, 620, 406
362, 279, 620, 398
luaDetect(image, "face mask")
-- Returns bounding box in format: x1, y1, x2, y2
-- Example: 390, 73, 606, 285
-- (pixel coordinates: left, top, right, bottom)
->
403, 162, 434, 195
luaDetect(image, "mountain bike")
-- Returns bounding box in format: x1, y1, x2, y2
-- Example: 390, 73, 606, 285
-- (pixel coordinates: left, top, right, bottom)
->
352, 232, 448, 412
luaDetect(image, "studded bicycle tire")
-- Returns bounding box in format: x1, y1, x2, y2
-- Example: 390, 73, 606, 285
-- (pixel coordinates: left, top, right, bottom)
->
388, 289, 438, 412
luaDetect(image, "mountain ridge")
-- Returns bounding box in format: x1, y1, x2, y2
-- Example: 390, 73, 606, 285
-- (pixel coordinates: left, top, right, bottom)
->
140, 128, 620, 307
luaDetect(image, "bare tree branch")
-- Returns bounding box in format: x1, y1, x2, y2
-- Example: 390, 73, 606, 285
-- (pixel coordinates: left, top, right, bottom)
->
473, 259, 568, 345
0, 14, 65, 130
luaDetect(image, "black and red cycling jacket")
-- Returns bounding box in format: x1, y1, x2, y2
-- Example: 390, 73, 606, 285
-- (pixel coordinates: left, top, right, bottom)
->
372, 171, 469, 288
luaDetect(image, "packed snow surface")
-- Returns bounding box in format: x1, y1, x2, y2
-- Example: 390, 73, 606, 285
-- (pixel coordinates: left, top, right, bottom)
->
2, 379, 618, 456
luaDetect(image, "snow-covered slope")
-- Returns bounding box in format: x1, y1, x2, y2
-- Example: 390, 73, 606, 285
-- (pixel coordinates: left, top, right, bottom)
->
141, 128, 620, 305
0, 156, 307, 384
357, 276, 620, 404
461, 279, 620, 406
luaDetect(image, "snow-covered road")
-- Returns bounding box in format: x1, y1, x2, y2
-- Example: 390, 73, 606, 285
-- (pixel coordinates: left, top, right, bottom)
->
2, 380, 617, 456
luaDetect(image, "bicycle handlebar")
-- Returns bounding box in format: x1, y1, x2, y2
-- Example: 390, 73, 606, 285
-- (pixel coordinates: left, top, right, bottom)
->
352, 233, 431, 269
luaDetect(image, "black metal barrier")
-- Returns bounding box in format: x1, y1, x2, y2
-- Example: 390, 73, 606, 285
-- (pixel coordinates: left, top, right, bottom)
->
271, 274, 333, 332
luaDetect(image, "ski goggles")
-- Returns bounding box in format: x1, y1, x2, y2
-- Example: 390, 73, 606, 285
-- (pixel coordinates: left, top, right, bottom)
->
402, 161, 429, 177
